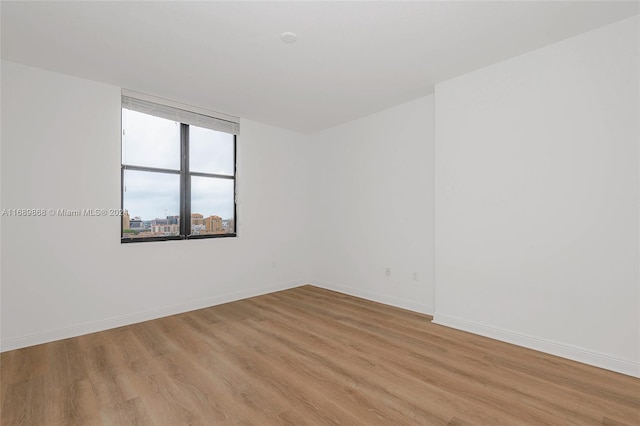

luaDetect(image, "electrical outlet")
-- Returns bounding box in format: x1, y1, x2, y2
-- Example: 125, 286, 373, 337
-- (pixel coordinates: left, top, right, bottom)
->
385, 267, 391, 277
413, 272, 418, 281
272, 261, 276, 268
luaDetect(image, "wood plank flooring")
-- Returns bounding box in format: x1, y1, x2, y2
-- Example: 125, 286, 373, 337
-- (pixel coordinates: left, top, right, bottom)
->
1, 285, 639, 425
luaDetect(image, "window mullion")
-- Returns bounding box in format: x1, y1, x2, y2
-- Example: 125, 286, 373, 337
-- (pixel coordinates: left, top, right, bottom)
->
181, 123, 190, 237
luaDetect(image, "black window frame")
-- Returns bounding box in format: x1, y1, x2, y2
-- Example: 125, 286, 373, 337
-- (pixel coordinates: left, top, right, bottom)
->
121, 106, 238, 244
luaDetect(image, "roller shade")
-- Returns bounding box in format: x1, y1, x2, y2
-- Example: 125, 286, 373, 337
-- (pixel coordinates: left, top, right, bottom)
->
122, 91, 239, 135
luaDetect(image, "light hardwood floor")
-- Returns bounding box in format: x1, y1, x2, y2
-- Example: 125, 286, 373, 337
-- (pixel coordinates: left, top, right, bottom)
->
1, 285, 638, 425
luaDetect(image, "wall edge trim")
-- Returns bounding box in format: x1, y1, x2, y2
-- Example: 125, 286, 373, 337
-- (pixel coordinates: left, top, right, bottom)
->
309, 279, 435, 315
432, 313, 640, 378
1, 280, 305, 352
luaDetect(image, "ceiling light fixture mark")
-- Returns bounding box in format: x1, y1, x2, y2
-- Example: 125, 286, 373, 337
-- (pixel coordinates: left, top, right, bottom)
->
280, 32, 297, 43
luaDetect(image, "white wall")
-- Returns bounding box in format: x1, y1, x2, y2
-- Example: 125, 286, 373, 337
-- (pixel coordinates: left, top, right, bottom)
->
309, 95, 435, 314
434, 16, 639, 376
0, 61, 310, 351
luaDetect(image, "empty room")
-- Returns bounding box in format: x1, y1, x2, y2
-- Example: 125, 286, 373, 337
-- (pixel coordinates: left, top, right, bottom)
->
1, 1, 639, 425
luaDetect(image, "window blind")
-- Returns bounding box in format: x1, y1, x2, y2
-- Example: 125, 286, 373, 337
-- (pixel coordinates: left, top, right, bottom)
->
121, 91, 239, 135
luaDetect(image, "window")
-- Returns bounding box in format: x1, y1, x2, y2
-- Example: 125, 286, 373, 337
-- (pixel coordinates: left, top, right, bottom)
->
121, 93, 238, 242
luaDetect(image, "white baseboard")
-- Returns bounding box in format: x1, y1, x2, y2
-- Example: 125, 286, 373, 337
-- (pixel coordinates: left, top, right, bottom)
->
432, 313, 640, 378
7, 280, 634, 379
0, 280, 305, 352
309, 279, 434, 315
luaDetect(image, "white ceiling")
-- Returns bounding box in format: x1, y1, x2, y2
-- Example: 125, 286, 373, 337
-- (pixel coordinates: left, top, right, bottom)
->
2, 1, 638, 134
